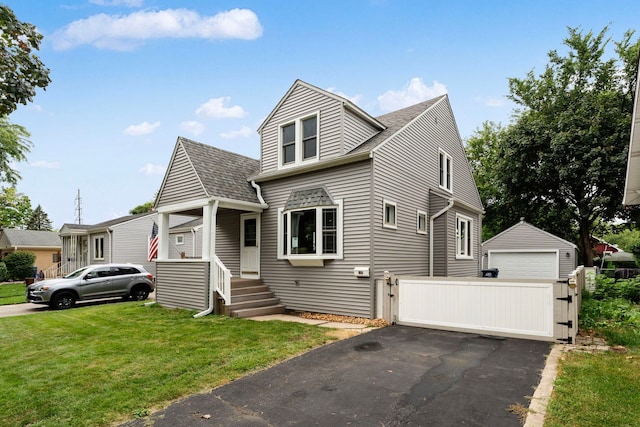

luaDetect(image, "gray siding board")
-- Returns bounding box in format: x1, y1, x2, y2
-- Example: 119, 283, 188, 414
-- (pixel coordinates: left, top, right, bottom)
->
260, 161, 373, 318
215, 209, 241, 277
343, 108, 380, 153
445, 207, 481, 277
157, 144, 206, 207
110, 214, 158, 275
156, 261, 209, 310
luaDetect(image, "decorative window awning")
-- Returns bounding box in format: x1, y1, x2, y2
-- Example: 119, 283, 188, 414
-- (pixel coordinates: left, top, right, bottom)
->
284, 187, 334, 210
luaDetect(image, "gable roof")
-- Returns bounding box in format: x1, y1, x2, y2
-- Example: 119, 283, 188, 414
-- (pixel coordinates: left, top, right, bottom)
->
60, 212, 154, 235
155, 137, 262, 208
482, 220, 577, 249
0, 229, 61, 249
351, 96, 446, 154
257, 80, 386, 134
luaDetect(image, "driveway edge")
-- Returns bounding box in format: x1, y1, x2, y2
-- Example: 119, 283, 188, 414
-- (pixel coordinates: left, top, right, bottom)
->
524, 344, 562, 427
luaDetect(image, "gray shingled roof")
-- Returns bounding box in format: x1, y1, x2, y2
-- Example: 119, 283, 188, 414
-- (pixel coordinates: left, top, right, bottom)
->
0, 229, 61, 248
60, 213, 153, 233
179, 137, 261, 204
349, 96, 445, 154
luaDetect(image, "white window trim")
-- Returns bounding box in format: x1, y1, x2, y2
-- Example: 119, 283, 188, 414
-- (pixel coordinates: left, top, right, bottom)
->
416, 210, 427, 235
278, 111, 320, 169
383, 199, 397, 229
93, 235, 105, 260
175, 234, 184, 245
277, 199, 343, 262
439, 148, 453, 193
456, 213, 473, 260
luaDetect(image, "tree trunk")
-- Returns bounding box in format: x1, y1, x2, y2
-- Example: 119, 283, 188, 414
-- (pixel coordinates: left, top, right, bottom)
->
579, 220, 594, 267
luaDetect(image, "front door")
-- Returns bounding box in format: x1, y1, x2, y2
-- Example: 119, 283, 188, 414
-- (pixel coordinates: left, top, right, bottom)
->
240, 213, 260, 278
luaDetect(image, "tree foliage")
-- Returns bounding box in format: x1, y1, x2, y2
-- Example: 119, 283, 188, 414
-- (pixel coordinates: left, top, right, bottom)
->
0, 116, 31, 184
130, 201, 154, 215
0, 5, 51, 117
468, 27, 640, 266
0, 186, 32, 228
26, 204, 52, 231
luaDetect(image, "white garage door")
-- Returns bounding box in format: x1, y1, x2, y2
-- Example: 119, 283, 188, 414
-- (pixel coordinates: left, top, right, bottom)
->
489, 251, 559, 279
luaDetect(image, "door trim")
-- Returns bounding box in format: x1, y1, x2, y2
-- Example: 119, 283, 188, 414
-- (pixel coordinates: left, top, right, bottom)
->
240, 213, 260, 279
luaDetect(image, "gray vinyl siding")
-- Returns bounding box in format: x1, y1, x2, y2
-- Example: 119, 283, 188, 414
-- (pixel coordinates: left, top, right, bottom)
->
156, 261, 209, 310
371, 97, 482, 279
343, 108, 380, 153
260, 160, 374, 318
215, 209, 241, 277
482, 223, 577, 278
260, 84, 344, 173
157, 143, 206, 207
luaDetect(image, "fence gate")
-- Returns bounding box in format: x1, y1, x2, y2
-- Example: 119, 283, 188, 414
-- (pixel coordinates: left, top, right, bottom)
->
383, 272, 582, 342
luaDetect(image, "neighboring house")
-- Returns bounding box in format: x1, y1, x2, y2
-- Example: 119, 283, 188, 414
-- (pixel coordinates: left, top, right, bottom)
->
0, 229, 62, 277
481, 220, 578, 280
59, 213, 197, 277
624, 55, 640, 205
591, 236, 620, 258
152, 79, 484, 318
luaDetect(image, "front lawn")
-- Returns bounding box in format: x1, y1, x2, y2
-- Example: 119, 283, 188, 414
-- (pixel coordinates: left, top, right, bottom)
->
0, 302, 337, 426
0, 282, 26, 305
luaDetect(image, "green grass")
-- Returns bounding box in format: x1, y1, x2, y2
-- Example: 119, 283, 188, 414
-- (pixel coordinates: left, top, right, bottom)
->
544, 283, 640, 426
0, 282, 27, 305
0, 302, 337, 426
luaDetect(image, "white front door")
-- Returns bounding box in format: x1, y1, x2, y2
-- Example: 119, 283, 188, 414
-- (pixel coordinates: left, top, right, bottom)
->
240, 213, 260, 278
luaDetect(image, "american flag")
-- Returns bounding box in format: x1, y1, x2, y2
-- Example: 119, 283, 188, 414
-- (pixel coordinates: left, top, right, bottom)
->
148, 222, 159, 262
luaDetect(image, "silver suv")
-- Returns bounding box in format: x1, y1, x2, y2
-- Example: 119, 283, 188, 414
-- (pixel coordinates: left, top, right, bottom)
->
27, 264, 155, 310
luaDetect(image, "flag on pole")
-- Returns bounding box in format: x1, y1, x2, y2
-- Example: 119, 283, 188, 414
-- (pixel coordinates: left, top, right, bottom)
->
148, 222, 159, 262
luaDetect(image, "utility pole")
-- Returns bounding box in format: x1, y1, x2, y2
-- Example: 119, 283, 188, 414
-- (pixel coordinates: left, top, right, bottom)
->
75, 189, 82, 224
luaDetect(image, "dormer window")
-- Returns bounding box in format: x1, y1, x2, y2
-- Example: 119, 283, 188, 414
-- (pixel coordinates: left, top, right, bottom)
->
279, 113, 319, 167
439, 148, 452, 192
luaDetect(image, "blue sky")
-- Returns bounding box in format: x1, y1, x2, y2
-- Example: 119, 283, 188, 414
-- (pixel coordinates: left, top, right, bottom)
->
6, 0, 639, 228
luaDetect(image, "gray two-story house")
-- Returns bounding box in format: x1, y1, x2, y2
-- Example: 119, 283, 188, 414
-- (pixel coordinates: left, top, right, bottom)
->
152, 80, 483, 319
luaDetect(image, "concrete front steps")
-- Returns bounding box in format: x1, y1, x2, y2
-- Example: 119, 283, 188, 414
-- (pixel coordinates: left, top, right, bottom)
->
223, 278, 285, 318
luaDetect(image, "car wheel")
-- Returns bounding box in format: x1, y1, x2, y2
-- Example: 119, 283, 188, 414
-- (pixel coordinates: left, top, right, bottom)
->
131, 285, 149, 301
50, 291, 76, 310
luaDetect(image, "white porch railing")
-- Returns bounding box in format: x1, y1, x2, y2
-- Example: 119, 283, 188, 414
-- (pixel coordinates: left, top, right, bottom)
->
213, 255, 232, 305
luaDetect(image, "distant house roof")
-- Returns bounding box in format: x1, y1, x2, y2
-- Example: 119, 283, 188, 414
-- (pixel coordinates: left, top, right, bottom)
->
60, 212, 154, 235
0, 229, 61, 249
482, 220, 578, 249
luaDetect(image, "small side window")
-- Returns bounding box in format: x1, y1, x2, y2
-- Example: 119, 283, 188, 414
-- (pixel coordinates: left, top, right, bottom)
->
383, 200, 397, 229
417, 210, 427, 234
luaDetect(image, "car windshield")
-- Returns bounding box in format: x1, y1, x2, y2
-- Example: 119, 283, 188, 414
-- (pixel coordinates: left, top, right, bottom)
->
64, 267, 90, 279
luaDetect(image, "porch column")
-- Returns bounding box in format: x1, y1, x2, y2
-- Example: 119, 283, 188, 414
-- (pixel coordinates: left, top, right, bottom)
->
157, 212, 170, 260
202, 199, 219, 260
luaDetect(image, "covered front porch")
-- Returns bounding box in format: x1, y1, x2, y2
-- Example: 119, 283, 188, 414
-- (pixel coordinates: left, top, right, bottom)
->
154, 197, 283, 317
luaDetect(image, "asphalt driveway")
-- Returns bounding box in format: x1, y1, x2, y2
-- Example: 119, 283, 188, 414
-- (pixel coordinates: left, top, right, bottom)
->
122, 325, 551, 426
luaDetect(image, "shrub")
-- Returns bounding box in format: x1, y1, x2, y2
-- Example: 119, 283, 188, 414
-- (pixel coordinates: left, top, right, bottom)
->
592, 275, 640, 304
0, 262, 7, 282
3, 251, 36, 281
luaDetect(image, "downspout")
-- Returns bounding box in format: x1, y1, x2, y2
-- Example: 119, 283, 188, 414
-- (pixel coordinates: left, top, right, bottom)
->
429, 198, 454, 277
107, 229, 113, 263
194, 199, 219, 318
250, 180, 269, 208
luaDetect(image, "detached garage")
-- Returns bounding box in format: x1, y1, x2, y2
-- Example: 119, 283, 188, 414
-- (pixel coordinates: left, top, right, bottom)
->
482, 220, 578, 280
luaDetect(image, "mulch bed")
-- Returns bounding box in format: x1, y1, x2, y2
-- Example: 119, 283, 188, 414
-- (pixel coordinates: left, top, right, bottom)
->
293, 311, 390, 328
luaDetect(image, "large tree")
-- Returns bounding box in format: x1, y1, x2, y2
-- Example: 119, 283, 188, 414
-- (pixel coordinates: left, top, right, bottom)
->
26, 204, 52, 231
0, 186, 32, 228
0, 5, 51, 116
0, 116, 31, 184
493, 27, 639, 266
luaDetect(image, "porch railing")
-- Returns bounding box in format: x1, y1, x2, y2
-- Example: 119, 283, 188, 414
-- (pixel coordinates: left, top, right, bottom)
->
212, 255, 232, 305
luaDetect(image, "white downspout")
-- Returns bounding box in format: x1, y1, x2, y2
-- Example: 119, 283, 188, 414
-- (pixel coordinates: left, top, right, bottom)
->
250, 180, 269, 208
429, 198, 454, 277
195, 199, 219, 318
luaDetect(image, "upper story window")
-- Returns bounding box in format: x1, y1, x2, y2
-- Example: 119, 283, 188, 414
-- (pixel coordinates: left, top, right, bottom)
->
439, 149, 452, 192
93, 236, 104, 260
280, 113, 319, 167
383, 199, 397, 229
456, 214, 473, 259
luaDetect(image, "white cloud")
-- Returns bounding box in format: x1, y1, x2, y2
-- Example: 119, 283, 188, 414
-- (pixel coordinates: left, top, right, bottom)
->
377, 77, 448, 112
180, 120, 205, 136
196, 97, 247, 119
475, 96, 506, 107
31, 160, 61, 169
326, 87, 363, 105
89, 0, 143, 6
124, 121, 160, 136
219, 126, 252, 139
138, 163, 166, 176
52, 8, 263, 51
